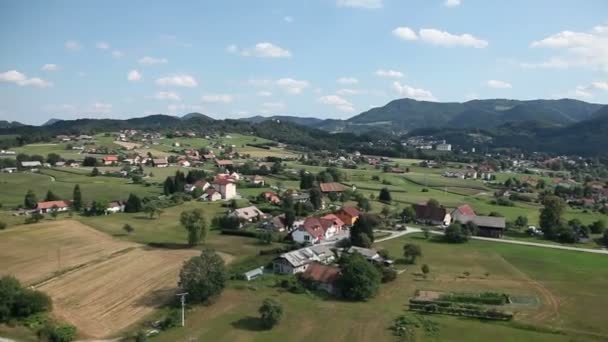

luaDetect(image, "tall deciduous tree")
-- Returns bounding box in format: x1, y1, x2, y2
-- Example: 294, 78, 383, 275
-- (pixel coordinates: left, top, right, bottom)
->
402, 243, 422, 264
259, 298, 283, 329
180, 208, 207, 246
350, 214, 376, 247
178, 249, 226, 303
539, 195, 565, 239
337, 253, 381, 301
72, 185, 82, 211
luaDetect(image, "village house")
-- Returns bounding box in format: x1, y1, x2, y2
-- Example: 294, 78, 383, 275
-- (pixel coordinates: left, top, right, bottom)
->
105, 201, 125, 214
451, 204, 476, 223
344, 246, 386, 264
213, 175, 237, 200
36, 200, 71, 214
102, 155, 119, 165
215, 159, 233, 168
335, 207, 360, 226
301, 262, 341, 296
260, 215, 286, 232
319, 182, 350, 194
153, 158, 168, 168
201, 188, 222, 202
414, 203, 451, 226
273, 245, 335, 274
251, 175, 265, 186
455, 215, 506, 238
230, 206, 266, 222
261, 191, 281, 205
292, 216, 341, 245
20, 161, 42, 169
178, 160, 191, 167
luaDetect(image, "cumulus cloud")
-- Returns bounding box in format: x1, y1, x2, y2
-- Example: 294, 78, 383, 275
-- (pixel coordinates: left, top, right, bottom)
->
337, 77, 359, 85
318, 95, 355, 112
0, 70, 52, 88
336, 0, 383, 9
392, 27, 418, 41
155, 91, 181, 101
419, 28, 488, 48
96, 41, 110, 50
591, 81, 608, 90
392, 82, 437, 101
393, 27, 487, 48
276, 78, 309, 94
528, 25, 608, 71
572, 82, 608, 98
156, 74, 198, 87
486, 80, 512, 89
232, 42, 292, 58
375, 69, 404, 78
202, 94, 233, 103
444, 0, 461, 7
42, 64, 58, 71
138, 56, 168, 65
257, 91, 273, 97
65, 40, 81, 51
127, 70, 142, 81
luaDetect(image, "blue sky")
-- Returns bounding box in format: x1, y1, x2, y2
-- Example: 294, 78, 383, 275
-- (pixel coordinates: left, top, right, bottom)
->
0, 0, 607, 124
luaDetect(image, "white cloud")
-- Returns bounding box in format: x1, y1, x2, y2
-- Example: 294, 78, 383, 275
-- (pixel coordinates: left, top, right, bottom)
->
375, 69, 404, 78
138, 56, 168, 65
337, 77, 359, 85
257, 91, 273, 97
127, 70, 142, 81
318, 95, 355, 112
284, 16, 294, 23
238, 42, 291, 58
155, 91, 181, 101
392, 27, 418, 41
574, 86, 593, 99
155, 74, 198, 87
419, 28, 488, 48
276, 78, 309, 94
65, 40, 81, 51
261, 102, 286, 114
336, 88, 362, 96
168, 104, 205, 114
444, 0, 461, 7
0, 70, 52, 88
96, 41, 110, 50
111, 50, 123, 58
392, 81, 437, 101
202, 94, 233, 103
529, 25, 608, 71
393, 27, 487, 48
41, 64, 58, 71
336, 0, 383, 9
486, 80, 512, 89
591, 81, 608, 91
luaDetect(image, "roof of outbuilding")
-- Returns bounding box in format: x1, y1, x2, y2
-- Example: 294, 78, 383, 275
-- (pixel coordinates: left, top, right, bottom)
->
303, 262, 340, 284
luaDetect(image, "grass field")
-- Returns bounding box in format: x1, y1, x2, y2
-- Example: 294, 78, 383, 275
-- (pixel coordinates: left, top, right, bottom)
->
0, 168, 160, 208
151, 234, 608, 341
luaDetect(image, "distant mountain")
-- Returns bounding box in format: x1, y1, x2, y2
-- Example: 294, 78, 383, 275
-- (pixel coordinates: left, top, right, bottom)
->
181, 112, 215, 121
239, 115, 324, 127
0, 120, 24, 129
338, 98, 603, 132
42, 118, 62, 126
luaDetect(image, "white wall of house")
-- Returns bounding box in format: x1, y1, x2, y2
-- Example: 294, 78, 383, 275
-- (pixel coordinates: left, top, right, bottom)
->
292, 229, 320, 245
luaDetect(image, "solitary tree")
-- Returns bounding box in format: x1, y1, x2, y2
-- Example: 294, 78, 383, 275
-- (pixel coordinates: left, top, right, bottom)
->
178, 249, 227, 303
143, 202, 157, 219
91, 167, 100, 177
402, 243, 422, 264
515, 215, 528, 228
421, 264, 430, 278
444, 223, 470, 243
539, 195, 565, 239
72, 185, 82, 211
259, 298, 283, 329
123, 224, 134, 235
124, 193, 143, 213
590, 220, 606, 234
180, 208, 207, 246
24, 190, 38, 209
378, 188, 392, 203
337, 253, 381, 301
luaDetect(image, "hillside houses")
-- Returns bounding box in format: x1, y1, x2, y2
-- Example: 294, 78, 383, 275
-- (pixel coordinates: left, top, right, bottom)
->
273, 245, 335, 274
36, 200, 71, 214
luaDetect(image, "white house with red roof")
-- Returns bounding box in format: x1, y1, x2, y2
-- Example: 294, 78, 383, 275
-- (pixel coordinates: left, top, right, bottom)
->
103, 155, 119, 165
212, 174, 237, 200
36, 200, 71, 214
292, 216, 341, 245
451, 204, 476, 223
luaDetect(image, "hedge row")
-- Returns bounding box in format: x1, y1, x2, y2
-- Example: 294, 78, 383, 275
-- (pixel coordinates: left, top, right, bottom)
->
438, 292, 509, 306
409, 299, 513, 321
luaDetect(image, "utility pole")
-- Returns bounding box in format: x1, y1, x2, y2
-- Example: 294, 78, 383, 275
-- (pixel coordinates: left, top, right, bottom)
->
176, 292, 188, 327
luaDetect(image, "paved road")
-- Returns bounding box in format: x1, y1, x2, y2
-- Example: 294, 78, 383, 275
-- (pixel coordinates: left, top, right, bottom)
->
470, 235, 608, 255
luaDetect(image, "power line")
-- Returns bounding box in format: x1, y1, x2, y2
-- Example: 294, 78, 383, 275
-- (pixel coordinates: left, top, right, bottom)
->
176, 292, 188, 327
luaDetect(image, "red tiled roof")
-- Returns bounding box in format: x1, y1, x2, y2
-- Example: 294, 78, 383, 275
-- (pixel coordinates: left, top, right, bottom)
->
303, 262, 340, 284
215, 160, 233, 166
321, 214, 345, 227
339, 206, 360, 218
194, 180, 209, 188
37, 200, 71, 209
103, 155, 118, 161
319, 182, 349, 193
455, 204, 476, 216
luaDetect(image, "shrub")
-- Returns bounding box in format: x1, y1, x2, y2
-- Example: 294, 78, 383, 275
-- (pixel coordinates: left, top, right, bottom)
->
259, 298, 283, 329
37, 323, 77, 342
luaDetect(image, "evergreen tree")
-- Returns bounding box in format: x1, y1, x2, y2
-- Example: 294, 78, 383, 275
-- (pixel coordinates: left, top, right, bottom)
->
378, 188, 392, 203
124, 193, 142, 213
24, 190, 38, 209
540, 195, 565, 239
45, 190, 60, 201
163, 177, 175, 196
72, 185, 82, 211
309, 188, 322, 210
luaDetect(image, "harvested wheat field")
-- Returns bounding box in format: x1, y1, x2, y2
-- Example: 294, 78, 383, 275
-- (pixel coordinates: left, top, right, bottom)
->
0, 220, 135, 285
0, 219, 233, 339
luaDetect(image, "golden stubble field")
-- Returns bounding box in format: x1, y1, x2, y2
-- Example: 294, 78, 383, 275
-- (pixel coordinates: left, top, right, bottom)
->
0, 220, 231, 339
